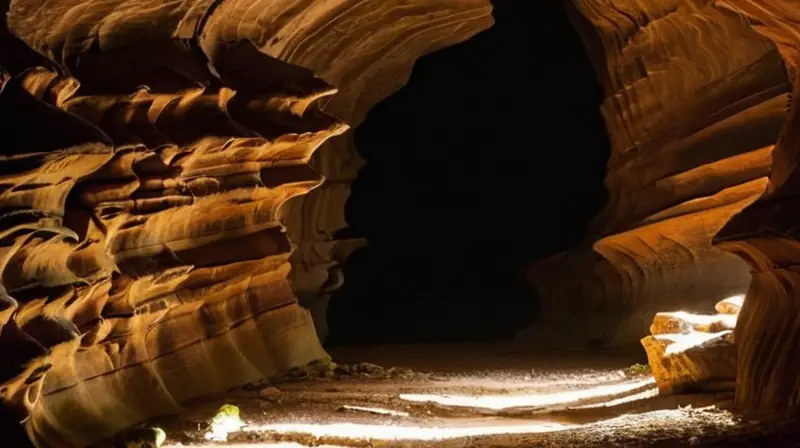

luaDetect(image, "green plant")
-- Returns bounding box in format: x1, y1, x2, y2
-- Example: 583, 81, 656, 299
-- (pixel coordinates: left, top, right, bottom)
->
625, 363, 651, 375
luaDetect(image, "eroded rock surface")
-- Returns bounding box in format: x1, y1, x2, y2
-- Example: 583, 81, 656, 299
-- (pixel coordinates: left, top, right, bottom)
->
523, 0, 790, 347
0, 1, 493, 446
642, 330, 736, 395
0, 56, 337, 448
641, 296, 743, 395
713, 1, 800, 412
529, 0, 800, 414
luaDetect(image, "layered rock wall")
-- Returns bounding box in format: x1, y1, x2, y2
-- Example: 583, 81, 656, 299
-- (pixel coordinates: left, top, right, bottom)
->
0, 35, 347, 447
712, 0, 800, 412
0, 0, 492, 445
525, 0, 792, 347
533, 0, 800, 412
0, 54, 336, 448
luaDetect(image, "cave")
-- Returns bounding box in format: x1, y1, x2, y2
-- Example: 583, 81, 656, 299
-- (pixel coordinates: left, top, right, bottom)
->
2, 0, 800, 447
326, 0, 609, 345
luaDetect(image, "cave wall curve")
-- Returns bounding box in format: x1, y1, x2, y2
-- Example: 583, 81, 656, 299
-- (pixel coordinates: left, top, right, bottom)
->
262, 0, 495, 339
711, 0, 800, 412
0, 0, 492, 445
523, 0, 792, 347
526, 0, 800, 413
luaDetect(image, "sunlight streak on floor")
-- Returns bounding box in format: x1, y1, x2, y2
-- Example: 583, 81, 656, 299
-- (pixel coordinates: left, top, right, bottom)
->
246, 421, 576, 441
398, 377, 656, 410
574, 386, 659, 409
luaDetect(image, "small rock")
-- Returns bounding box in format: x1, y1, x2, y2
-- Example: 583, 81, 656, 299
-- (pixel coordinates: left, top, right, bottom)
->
306, 359, 336, 378
715, 295, 745, 315
257, 387, 281, 401
334, 364, 352, 375
397, 369, 414, 379
354, 362, 385, 376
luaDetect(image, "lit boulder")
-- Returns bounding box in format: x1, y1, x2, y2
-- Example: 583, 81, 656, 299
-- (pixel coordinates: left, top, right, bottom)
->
641, 331, 736, 394
650, 312, 737, 336
715, 295, 745, 315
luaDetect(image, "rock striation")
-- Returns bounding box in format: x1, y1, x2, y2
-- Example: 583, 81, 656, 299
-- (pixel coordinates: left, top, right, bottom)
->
0, 0, 492, 446
529, 0, 800, 414
713, 0, 800, 412
0, 50, 338, 448
524, 0, 792, 348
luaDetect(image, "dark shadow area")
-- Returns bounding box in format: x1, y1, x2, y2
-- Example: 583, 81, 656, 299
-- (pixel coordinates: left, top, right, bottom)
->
328, 0, 610, 345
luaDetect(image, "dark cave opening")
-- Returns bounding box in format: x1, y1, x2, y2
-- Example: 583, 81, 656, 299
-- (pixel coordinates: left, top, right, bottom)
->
327, 0, 611, 346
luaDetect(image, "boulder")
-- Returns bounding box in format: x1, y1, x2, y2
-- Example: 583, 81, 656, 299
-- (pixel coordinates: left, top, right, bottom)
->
641, 331, 737, 395
715, 295, 745, 315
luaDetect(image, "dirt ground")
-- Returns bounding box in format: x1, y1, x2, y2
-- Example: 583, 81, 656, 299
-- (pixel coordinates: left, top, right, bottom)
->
138, 343, 800, 448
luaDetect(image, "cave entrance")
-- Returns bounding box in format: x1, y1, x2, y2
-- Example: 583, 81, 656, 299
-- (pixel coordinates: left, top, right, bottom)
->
326, 0, 610, 347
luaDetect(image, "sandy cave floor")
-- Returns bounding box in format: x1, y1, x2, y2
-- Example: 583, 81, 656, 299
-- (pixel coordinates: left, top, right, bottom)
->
144, 343, 800, 448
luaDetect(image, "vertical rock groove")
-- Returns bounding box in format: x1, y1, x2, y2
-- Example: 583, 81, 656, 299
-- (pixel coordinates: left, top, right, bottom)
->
550, 0, 800, 413
713, 0, 800, 412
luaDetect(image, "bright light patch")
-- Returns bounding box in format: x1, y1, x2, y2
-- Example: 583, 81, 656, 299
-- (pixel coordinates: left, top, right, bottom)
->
249, 421, 575, 441
574, 386, 659, 409
437, 371, 628, 390
340, 405, 410, 417
660, 331, 732, 356
722, 294, 745, 308
399, 377, 656, 410
658, 311, 737, 329
204, 406, 246, 442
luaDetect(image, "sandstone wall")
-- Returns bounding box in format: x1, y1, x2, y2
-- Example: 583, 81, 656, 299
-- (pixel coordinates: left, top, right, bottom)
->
524, 0, 792, 347
713, 0, 800, 412
528, 0, 800, 413
0, 1, 492, 445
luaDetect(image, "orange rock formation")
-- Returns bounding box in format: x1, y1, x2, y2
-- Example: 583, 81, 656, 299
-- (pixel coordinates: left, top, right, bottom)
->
529, 0, 800, 412
4, 0, 800, 445
0, 0, 492, 445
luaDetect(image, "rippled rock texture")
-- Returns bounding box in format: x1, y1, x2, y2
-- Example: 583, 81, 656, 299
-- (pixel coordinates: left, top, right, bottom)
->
0, 0, 492, 446
526, 0, 800, 413
714, 1, 800, 412
523, 0, 792, 347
